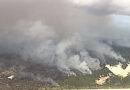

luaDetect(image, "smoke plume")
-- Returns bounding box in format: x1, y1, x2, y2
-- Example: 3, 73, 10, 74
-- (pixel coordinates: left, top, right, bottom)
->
0, 0, 130, 75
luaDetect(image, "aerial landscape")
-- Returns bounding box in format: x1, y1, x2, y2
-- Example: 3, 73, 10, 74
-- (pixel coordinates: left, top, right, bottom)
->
0, 0, 130, 89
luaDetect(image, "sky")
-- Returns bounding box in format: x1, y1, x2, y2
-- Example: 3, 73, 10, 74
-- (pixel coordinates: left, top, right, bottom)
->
0, 0, 130, 75
112, 15, 130, 29
71, 0, 130, 29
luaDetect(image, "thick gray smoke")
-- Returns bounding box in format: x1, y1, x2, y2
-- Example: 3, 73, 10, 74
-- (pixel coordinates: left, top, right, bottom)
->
0, 0, 130, 75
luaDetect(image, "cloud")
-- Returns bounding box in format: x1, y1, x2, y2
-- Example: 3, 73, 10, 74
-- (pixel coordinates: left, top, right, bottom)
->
0, 0, 130, 75
71, 0, 130, 15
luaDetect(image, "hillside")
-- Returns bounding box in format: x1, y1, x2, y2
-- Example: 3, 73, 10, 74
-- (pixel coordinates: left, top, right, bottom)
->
0, 47, 130, 89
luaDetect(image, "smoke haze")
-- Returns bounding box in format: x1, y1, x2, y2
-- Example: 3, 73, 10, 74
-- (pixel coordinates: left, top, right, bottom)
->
0, 0, 130, 75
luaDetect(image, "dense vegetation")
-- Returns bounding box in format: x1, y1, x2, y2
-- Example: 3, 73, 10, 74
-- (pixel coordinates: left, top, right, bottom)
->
0, 46, 130, 89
